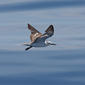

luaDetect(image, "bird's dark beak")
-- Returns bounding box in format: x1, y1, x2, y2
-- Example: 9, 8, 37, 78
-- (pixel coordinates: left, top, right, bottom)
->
50, 43, 56, 45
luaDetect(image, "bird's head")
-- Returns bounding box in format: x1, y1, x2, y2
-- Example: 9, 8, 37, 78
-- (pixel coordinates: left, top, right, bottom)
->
45, 41, 56, 46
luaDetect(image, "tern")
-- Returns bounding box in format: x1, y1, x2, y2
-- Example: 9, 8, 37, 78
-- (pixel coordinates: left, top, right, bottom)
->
24, 24, 56, 50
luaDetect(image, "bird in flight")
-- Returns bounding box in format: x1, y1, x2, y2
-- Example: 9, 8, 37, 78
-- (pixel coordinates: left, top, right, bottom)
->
24, 24, 56, 50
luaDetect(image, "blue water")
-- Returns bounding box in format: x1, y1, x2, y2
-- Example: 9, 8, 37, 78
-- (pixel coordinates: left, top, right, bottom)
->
0, 49, 85, 85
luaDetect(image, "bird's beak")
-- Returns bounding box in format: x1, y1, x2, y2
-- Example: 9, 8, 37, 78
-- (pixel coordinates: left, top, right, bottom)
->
50, 43, 56, 45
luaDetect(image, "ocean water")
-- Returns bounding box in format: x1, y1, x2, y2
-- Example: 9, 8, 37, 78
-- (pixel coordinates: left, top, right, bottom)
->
0, 49, 85, 85
0, 0, 85, 85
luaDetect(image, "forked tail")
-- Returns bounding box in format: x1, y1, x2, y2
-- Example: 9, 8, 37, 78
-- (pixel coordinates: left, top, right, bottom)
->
24, 42, 31, 46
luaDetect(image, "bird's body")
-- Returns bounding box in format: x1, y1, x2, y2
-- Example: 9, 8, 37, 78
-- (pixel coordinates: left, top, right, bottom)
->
31, 41, 46, 47
24, 24, 56, 50
24, 40, 50, 47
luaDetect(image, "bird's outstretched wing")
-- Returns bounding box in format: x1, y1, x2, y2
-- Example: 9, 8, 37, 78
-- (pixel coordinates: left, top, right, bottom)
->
33, 25, 54, 43
41, 25, 54, 40
28, 24, 42, 42
44, 25, 54, 38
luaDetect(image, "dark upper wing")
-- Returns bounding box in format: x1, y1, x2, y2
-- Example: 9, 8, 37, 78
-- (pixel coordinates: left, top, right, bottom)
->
42, 25, 54, 39
33, 25, 54, 43
45, 25, 54, 37
28, 24, 42, 42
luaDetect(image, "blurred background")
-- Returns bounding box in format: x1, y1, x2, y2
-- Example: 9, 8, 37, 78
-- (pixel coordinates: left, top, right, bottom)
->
0, 0, 85, 85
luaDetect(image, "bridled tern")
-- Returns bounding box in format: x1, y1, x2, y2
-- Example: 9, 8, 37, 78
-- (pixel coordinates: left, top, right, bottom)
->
24, 24, 56, 50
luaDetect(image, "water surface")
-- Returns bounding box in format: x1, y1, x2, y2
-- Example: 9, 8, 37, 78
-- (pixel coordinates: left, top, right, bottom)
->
0, 50, 85, 85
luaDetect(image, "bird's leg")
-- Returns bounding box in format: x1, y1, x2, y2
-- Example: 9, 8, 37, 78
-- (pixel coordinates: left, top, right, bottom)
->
25, 46, 32, 51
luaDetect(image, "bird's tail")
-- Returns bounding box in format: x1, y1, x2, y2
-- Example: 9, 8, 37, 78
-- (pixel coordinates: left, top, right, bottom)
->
23, 42, 31, 46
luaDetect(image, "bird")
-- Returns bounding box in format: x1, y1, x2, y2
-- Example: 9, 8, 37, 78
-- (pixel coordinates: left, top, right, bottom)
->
24, 24, 56, 51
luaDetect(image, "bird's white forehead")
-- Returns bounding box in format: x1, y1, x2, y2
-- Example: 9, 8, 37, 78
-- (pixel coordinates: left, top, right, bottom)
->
45, 40, 52, 43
